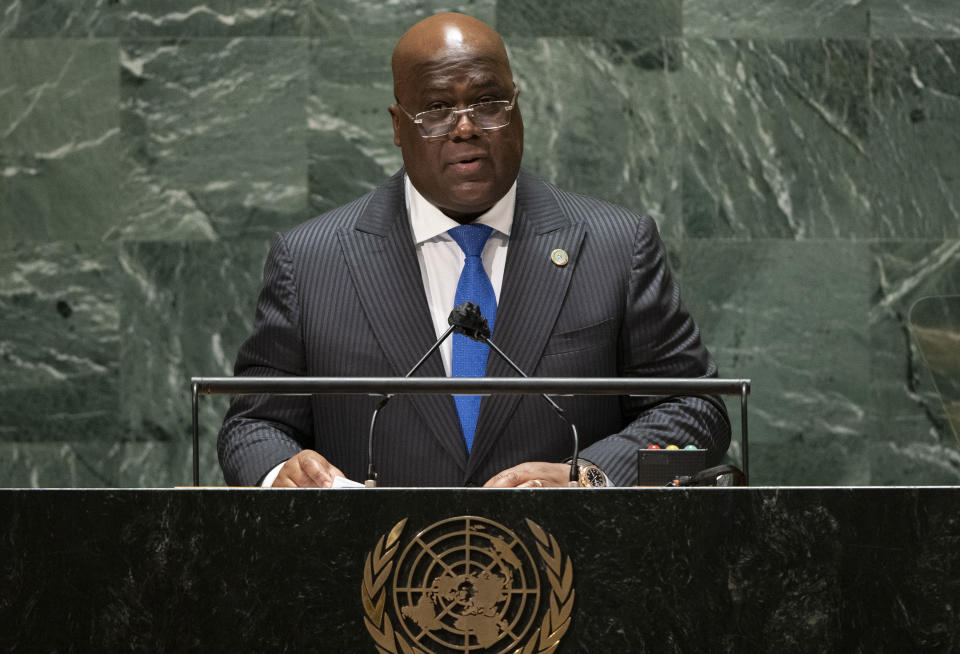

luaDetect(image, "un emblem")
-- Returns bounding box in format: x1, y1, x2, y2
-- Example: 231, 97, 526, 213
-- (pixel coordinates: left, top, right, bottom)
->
361, 516, 575, 654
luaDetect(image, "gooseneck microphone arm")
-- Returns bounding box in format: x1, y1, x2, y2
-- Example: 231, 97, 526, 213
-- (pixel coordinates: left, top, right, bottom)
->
480, 337, 580, 486
406, 325, 456, 378
366, 302, 582, 488
366, 324, 456, 486
448, 301, 581, 487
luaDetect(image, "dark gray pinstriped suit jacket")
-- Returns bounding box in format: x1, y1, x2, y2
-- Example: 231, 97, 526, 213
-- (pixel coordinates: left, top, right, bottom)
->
218, 169, 730, 487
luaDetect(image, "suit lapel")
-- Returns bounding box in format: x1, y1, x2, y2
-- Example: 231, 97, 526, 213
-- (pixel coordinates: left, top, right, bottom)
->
465, 173, 586, 479
337, 171, 468, 470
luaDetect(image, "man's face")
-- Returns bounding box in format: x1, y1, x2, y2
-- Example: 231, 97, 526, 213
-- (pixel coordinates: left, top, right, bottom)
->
389, 55, 523, 221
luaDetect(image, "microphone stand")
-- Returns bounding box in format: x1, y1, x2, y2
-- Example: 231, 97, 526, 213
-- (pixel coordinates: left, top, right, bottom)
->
481, 337, 580, 487
366, 302, 582, 488
366, 325, 455, 487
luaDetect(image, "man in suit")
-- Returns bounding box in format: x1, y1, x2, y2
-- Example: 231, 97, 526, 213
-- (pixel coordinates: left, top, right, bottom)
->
218, 13, 730, 488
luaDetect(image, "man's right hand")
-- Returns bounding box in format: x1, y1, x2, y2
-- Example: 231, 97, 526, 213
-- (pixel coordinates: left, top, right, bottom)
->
272, 450, 345, 488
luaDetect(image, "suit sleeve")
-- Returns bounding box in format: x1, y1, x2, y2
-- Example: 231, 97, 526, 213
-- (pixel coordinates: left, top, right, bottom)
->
217, 233, 312, 486
578, 216, 731, 486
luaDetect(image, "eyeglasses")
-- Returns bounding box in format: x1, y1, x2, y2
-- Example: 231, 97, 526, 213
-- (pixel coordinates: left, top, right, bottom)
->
396, 86, 519, 139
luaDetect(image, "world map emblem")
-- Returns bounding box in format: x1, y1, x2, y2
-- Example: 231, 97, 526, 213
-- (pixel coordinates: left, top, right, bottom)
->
361, 516, 575, 654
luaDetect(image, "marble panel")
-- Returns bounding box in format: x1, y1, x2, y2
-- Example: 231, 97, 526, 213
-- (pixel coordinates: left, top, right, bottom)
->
509, 38, 683, 237
0, 0, 120, 37
683, 0, 869, 38
0, 0, 307, 38
0, 242, 121, 445
870, 0, 960, 37
307, 37, 400, 213
307, 0, 495, 37
117, 0, 306, 37
869, 241, 960, 485
117, 240, 269, 484
496, 0, 681, 37
0, 440, 217, 488
116, 38, 309, 241
679, 39, 873, 239
0, 39, 126, 243
869, 39, 960, 238
0, 442, 114, 487
680, 240, 871, 485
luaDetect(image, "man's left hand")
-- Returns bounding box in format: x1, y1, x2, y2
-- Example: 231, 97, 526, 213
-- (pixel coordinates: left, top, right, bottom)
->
483, 462, 573, 488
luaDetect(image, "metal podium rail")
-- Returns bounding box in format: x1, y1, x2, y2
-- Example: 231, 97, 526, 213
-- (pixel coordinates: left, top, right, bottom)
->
190, 376, 751, 486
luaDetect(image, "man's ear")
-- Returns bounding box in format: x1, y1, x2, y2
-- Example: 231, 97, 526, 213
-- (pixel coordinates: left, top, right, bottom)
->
387, 105, 402, 147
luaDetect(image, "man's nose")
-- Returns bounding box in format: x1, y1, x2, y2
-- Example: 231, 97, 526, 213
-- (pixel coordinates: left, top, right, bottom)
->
449, 109, 481, 139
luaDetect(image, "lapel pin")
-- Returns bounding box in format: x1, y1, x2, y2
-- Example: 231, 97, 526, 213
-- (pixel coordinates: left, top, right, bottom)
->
550, 248, 569, 267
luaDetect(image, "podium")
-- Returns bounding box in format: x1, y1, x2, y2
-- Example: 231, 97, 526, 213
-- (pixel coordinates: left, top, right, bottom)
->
2, 487, 959, 652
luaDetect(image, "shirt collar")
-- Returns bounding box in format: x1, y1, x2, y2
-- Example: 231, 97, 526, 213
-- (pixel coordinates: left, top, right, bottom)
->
405, 174, 516, 245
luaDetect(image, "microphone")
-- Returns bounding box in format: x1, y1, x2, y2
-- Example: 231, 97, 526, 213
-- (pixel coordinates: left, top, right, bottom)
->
365, 302, 582, 487
365, 322, 457, 486
448, 302, 581, 487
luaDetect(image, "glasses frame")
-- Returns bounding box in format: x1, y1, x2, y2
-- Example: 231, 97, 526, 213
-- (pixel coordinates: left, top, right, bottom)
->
396, 86, 520, 139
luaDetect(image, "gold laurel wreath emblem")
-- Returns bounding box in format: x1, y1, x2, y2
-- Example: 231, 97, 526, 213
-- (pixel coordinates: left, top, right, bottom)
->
361, 517, 575, 654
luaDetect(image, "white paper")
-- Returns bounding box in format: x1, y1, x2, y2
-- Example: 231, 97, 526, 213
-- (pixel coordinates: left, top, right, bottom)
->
331, 475, 365, 488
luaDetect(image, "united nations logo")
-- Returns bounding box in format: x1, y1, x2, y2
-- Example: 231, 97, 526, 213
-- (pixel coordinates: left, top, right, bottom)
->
361, 516, 575, 654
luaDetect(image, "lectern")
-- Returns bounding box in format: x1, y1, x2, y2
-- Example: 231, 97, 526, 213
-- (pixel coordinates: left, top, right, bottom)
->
2, 487, 959, 652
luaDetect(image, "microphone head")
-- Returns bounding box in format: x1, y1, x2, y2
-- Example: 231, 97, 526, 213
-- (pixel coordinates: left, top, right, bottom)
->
448, 302, 491, 341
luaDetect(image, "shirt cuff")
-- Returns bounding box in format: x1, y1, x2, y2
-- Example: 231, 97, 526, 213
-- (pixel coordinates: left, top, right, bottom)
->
261, 462, 285, 488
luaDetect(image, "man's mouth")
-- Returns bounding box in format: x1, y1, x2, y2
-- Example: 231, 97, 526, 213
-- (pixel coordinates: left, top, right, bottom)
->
449, 155, 487, 173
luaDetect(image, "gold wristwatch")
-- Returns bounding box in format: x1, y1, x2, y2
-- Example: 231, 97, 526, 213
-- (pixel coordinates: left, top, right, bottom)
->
578, 464, 606, 488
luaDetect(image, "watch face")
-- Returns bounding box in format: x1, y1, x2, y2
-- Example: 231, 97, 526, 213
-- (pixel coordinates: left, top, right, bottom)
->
581, 466, 605, 487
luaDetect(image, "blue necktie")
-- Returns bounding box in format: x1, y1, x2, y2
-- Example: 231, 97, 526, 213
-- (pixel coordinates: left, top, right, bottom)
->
449, 224, 497, 452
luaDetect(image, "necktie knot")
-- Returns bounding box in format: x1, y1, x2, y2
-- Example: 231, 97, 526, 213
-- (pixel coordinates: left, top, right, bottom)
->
449, 224, 493, 258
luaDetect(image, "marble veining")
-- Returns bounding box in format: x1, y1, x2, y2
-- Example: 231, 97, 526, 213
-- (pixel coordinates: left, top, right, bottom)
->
682, 240, 871, 485
683, 0, 868, 38
118, 37, 310, 241
0, 242, 120, 443
510, 38, 683, 237
869, 39, 960, 238
497, 0, 681, 37
679, 39, 873, 239
871, 0, 960, 37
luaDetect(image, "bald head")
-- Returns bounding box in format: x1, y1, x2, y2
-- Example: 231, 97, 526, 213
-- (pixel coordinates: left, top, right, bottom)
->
392, 13, 512, 101
387, 12, 523, 221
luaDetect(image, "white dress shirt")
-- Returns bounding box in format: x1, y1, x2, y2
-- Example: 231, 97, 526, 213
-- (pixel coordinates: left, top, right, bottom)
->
406, 174, 516, 375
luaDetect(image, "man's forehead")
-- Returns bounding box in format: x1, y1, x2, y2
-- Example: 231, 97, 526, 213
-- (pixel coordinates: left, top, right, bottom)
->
403, 53, 511, 92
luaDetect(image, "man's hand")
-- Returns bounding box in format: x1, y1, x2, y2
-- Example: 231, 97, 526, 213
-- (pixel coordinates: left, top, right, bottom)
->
272, 450, 345, 488
483, 462, 573, 488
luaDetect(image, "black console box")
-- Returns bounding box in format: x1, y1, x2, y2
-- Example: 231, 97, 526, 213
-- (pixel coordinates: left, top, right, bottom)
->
636, 449, 707, 485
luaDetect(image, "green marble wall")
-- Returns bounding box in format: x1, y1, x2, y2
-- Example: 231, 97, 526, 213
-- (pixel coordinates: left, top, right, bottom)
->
2, 0, 959, 487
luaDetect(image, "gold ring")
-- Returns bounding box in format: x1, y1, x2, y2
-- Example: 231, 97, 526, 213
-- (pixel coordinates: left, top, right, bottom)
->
532, 479, 543, 487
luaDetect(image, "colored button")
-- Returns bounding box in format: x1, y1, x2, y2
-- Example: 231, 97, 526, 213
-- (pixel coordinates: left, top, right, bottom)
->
646, 444, 661, 449
683, 445, 699, 451
666, 445, 679, 450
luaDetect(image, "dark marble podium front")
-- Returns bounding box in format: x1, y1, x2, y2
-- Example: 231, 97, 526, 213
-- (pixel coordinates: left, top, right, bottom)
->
2, 488, 958, 653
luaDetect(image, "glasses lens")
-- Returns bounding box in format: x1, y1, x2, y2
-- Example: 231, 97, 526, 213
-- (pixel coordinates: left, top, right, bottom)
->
471, 101, 510, 129
419, 109, 456, 137
416, 101, 512, 137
